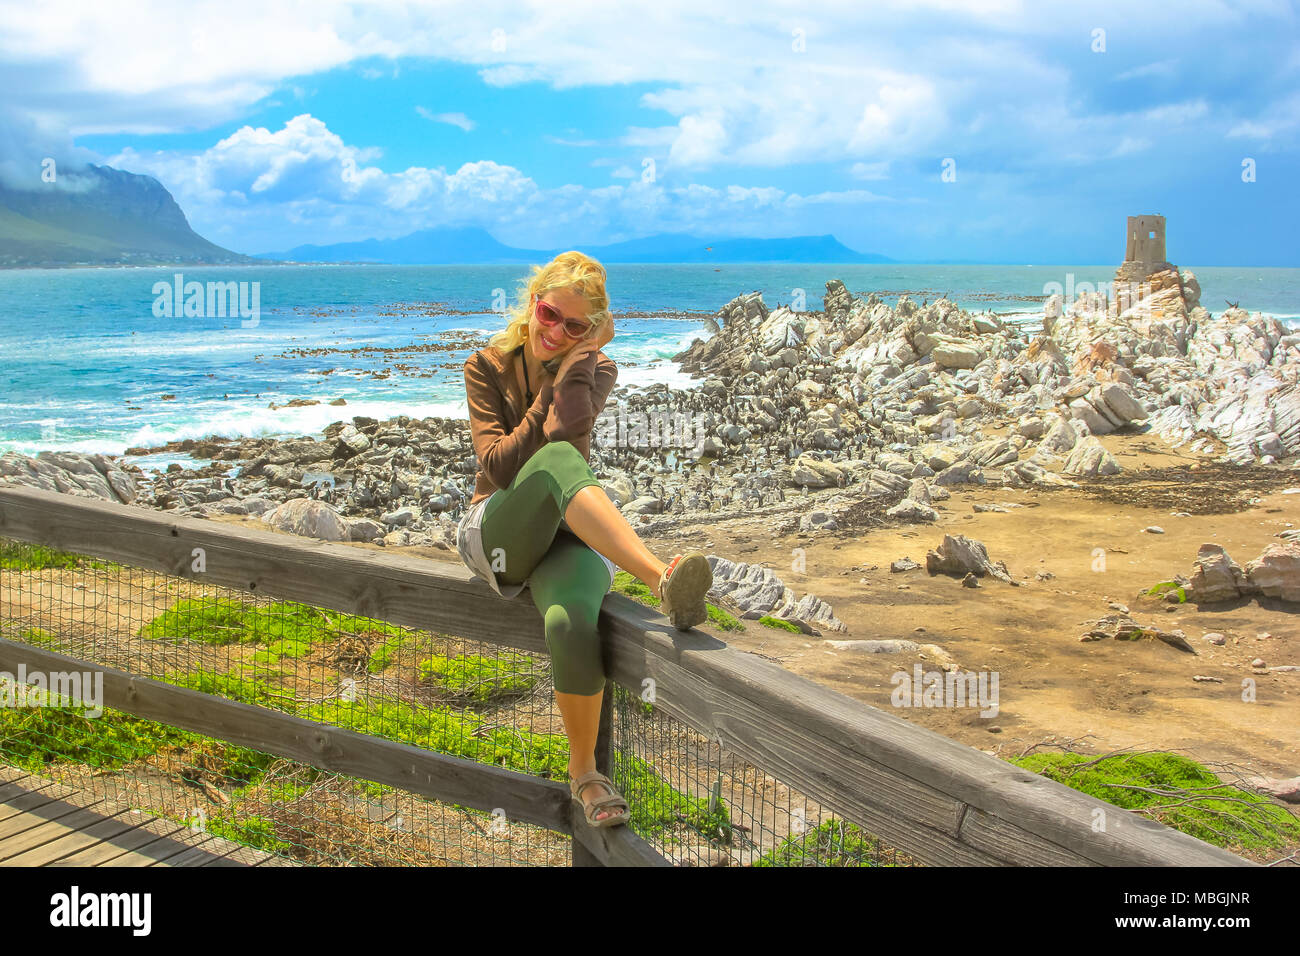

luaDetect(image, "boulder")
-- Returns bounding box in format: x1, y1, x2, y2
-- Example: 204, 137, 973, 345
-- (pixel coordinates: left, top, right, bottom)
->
1245, 542, 1300, 602
1187, 544, 1248, 603
1062, 437, 1121, 477
789, 455, 844, 488
931, 339, 985, 370
887, 498, 939, 522
925, 534, 1017, 584
261, 498, 350, 542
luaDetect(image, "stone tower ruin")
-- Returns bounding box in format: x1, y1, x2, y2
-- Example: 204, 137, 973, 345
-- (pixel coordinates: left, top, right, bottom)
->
1113, 214, 1178, 314
1116, 214, 1172, 285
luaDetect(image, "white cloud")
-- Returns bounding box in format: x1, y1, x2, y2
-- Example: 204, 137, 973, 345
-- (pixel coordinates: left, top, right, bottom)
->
5, 0, 1278, 176
1227, 93, 1300, 141
850, 161, 890, 180
416, 107, 475, 130
105, 113, 903, 250
1115, 60, 1178, 81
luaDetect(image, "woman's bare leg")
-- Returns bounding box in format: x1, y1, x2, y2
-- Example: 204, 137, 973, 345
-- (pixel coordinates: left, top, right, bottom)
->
563, 484, 669, 597
554, 687, 619, 822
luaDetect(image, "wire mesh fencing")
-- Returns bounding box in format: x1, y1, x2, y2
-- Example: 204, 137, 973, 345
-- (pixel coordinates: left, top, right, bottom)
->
0, 534, 914, 867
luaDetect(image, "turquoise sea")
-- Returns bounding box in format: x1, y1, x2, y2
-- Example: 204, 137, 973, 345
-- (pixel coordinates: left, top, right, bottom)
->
1, 263, 1297, 473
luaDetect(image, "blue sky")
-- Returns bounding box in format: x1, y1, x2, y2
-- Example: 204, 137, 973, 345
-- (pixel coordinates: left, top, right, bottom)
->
1, 0, 1297, 264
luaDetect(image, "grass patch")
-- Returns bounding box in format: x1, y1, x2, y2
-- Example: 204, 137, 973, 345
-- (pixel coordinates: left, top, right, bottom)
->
1009, 751, 1300, 854
417, 651, 541, 705
753, 819, 894, 867
758, 615, 801, 633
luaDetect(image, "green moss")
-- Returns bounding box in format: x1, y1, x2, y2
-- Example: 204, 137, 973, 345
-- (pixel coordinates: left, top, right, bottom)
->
0, 704, 190, 771
297, 697, 571, 780
166, 668, 281, 708
17, 627, 60, 647
0, 698, 273, 786
139, 597, 407, 649
417, 651, 540, 705
204, 811, 293, 855
705, 605, 743, 632
0, 539, 117, 571
753, 819, 893, 867
612, 570, 653, 602
1009, 751, 1300, 853
1144, 581, 1187, 603
610, 749, 732, 841
758, 615, 801, 633
262, 781, 312, 803
252, 637, 314, 663
366, 633, 425, 673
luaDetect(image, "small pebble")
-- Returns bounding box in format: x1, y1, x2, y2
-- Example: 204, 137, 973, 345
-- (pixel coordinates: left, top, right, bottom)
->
1202, 632, 1226, 645
1143, 525, 1165, 534
1251, 658, 1266, 668
1192, 675, 1224, 683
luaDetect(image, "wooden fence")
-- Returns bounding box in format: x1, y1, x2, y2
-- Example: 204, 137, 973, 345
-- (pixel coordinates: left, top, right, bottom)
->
0, 484, 1254, 866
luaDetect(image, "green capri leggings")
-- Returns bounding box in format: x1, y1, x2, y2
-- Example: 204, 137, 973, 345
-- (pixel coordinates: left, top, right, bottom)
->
479, 440, 613, 695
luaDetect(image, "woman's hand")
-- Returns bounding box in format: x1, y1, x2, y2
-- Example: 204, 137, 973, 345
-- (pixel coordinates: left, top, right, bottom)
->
552, 339, 597, 388
553, 320, 612, 387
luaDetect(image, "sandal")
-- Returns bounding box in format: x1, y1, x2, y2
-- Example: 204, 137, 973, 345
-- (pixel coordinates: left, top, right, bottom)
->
657, 552, 713, 631
570, 770, 630, 828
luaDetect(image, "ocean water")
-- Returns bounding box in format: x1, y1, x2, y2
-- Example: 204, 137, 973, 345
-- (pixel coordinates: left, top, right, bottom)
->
1, 263, 1296, 473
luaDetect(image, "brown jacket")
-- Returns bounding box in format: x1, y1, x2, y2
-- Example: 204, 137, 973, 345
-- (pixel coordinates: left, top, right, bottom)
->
464, 343, 618, 505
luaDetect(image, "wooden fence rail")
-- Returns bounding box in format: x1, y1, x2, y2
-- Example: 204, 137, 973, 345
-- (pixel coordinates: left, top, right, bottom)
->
0, 485, 1254, 866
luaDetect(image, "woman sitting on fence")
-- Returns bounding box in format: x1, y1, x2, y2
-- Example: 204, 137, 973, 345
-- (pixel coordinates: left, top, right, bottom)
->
456, 250, 714, 829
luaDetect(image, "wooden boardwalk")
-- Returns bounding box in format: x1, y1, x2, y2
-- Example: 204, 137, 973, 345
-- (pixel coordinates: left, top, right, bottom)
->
0, 766, 298, 867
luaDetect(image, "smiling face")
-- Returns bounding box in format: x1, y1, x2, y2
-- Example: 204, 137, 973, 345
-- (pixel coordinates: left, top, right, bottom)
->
528, 287, 593, 361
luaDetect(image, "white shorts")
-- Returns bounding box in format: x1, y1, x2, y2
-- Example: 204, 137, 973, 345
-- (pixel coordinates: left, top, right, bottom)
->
456, 491, 616, 599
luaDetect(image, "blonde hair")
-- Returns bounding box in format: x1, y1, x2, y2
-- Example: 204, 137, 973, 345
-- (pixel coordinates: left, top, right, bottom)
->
489, 250, 612, 354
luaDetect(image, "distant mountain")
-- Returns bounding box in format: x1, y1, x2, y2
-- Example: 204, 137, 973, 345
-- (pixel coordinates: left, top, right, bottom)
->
0, 164, 250, 268
254, 227, 890, 264
582, 233, 891, 264
257, 226, 553, 264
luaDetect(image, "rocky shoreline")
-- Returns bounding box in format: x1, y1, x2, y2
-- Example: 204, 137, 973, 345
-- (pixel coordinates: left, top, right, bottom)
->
5, 266, 1300, 633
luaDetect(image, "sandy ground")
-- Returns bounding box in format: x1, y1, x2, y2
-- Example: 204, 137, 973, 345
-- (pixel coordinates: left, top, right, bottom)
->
638, 430, 1300, 781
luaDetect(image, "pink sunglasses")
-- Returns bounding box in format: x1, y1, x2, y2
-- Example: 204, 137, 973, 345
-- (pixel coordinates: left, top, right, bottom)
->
534, 298, 594, 340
